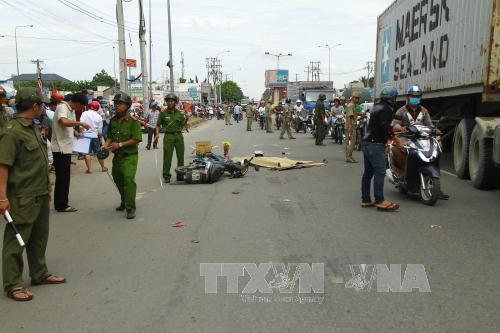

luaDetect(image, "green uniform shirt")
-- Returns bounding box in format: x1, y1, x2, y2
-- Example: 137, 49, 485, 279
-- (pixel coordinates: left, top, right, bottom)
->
246, 105, 254, 117
108, 113, 142, 155
0, 107, 8, 129
345, 102, 358, 128
314, 100, 326, 121
157, 109, 185, 133
0, 114, 50, 197
265, 104, 273, 117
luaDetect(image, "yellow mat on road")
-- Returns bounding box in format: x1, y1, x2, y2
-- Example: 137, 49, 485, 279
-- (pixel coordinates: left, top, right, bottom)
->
234, 156, 326, 171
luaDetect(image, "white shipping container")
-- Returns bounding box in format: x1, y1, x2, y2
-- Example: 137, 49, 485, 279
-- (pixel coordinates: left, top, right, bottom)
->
375, 0, 499, 101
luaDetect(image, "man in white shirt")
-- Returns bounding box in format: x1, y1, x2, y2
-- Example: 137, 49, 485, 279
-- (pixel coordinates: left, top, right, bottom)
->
233, 103, 242, 123
51, 93, 90, 212
80, 101, 107, 174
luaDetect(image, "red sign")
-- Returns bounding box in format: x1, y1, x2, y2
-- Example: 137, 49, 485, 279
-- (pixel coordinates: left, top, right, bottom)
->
126, 59, 137, 68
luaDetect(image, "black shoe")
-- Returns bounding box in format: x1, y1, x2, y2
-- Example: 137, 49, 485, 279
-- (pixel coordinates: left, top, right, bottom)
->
176, 174, 184, 182
126, 209, 136, 219
146, 145, 151, 150
164, 177, 171, 183
439, 192, 450, 200
116, 204, 125, 211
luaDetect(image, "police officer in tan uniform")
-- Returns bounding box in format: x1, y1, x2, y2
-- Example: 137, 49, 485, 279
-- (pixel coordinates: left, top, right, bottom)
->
0, 88, 66, 302
345, 92, 361, 163
280, 99, 296, 140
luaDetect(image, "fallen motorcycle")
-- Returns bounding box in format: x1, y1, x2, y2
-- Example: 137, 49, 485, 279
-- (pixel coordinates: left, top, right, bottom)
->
175, 155, 254, 184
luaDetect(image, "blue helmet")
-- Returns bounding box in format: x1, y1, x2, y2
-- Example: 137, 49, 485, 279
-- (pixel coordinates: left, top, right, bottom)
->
407, 85, 423, 97
379, 85, 398, 100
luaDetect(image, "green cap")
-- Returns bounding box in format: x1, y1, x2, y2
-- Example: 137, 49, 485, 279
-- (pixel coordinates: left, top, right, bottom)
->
15, 88, 50, 105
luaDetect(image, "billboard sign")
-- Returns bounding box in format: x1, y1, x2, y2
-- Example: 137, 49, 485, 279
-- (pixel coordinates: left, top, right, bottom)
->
265, 70, 289, 87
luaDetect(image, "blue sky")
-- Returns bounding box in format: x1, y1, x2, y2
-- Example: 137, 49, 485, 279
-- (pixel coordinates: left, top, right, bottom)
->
0, 0, 393, 98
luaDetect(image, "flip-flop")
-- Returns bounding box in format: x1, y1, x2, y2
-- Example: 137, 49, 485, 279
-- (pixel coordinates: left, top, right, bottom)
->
376, 201, 400, 212
31, 274, 66, 286
7, 287, 33, 302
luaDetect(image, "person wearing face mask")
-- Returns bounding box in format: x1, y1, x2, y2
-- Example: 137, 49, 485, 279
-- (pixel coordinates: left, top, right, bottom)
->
392, 85, 449, 200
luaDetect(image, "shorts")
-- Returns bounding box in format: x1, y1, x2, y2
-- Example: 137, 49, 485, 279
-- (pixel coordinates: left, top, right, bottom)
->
84, 138, 101, 156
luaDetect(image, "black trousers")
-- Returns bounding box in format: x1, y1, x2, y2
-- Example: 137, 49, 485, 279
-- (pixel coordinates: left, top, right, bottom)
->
147, 127, 158, 147
52, 152, 72, 211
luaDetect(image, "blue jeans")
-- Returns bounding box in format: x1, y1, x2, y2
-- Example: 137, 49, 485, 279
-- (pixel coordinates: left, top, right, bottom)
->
361, 142, 386, 204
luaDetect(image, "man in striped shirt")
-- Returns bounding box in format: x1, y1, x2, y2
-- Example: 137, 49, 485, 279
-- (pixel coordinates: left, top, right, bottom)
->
146, 102, 160, 150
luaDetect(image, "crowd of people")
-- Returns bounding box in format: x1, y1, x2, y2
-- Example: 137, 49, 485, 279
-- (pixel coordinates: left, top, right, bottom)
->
0, 82, 450, 301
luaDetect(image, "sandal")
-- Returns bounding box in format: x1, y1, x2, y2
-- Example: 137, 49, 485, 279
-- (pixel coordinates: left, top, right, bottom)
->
57, 206, 78, 213
86, 170, 92, 174
101, 167, 109, 172
31, 274, 66, 286
376, 201, 400, 212
7, 287, 33, 302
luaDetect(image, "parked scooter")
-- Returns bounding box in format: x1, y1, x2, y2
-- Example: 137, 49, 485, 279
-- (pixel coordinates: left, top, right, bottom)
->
258, 110, 266, 130
355, 112, 369, 150
386, 124, 442, 206
294, 114, 309, 133
275, 111, 283, 130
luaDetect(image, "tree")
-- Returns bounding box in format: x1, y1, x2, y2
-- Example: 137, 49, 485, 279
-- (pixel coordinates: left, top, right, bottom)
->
179, 77, 187, 84
359, 76, 375, 89
261, 89, 271, 101
92, 69, 115, 87
220, 80, 244, 103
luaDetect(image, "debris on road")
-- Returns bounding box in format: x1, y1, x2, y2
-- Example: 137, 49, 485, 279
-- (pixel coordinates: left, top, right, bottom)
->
233, 156, 326, 171
171, 221, 186, 228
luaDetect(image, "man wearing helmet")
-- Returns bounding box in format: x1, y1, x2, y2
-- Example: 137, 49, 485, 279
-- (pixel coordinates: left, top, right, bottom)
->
245, 100, 255, 131
392, 85, 449, 200
280, 99, 296, 140
156, 93, 187, 183
345, 92, 361, 162
103, 92, 142, 219
361, 85, 400, 212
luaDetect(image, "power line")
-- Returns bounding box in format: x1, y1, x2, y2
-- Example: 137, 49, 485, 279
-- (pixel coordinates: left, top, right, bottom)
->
1, 34, 113, 45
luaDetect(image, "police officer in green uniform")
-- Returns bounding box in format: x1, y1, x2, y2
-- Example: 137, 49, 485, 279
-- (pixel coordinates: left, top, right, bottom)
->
265, 99, 273, 133
104, 92, 142, 219
246, 101, 254, 131
314, 94, 327, 145
280, 99, 296, 140
0, 88, 66, 302
0, 90, 8, 129
156, 93, 187, 183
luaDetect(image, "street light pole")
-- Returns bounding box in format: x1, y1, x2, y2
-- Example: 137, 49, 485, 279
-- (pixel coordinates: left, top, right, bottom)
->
215, 50, 229, 104
113, 46, 117, 90
166, 0, 174, 93
264, 52, 292, 70
319, 43, 341, 82
14, 24, 34, 77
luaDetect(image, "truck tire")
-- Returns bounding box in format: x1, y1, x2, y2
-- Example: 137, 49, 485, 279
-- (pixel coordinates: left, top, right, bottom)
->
453, 119, 475, 179
468, 126, 500, 190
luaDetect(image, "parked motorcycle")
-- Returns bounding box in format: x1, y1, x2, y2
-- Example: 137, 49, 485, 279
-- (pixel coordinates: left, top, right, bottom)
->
258, 112, 266, 130
386, 124, 442, 206
275, 111, 283, 130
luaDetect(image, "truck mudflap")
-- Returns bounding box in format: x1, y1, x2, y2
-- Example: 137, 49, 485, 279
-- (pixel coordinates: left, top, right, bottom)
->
494, 126, 500, 166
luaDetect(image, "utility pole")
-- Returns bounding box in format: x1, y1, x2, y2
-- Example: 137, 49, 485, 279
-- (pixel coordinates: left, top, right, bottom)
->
366, 61, 375, 88
166, 0, 174, 93
295, 73, 300, 82
181, 51, 185, 80
138, 0, 149, 104
206, 57, 218, 104
148, 0, 152, 96
31, 59, 44, 94
304, 65, 310, 81
112, 46, 117, 90
116, 0, 128, 93
310, 61, 321, 81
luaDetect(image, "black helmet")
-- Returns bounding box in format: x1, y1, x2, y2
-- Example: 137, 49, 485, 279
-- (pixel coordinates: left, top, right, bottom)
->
112, 91, 132, 106
164, 93, 179, 103
96, 149, 109, 160
379, 85, 398, 100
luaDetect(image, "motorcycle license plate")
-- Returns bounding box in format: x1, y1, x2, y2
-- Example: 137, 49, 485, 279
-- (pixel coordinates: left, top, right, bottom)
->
191, 170, 201, 181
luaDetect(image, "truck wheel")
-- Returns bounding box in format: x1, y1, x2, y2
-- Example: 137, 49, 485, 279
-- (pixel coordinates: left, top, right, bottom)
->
469, 126, 500, 189
453, 119, 475, 179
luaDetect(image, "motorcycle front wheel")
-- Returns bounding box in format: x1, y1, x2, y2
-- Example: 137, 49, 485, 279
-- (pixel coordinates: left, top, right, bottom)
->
418, 175, 440, 206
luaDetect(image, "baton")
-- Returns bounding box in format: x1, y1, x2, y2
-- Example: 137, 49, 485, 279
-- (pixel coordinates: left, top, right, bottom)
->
154, 148, 164, 188
4, 211, 25, 247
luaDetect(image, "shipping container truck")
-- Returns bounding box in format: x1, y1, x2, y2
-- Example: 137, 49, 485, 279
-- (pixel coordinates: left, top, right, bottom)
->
375, 0, 500, 189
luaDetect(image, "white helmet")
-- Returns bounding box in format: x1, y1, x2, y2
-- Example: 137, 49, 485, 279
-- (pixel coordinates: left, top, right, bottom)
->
296, 100, 302, 103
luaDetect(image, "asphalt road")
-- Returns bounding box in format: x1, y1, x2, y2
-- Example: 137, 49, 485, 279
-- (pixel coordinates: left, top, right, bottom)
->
1, 118, 500, 333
